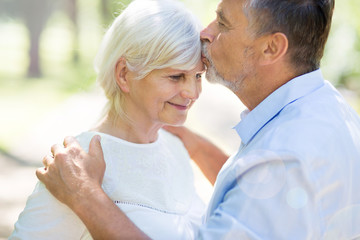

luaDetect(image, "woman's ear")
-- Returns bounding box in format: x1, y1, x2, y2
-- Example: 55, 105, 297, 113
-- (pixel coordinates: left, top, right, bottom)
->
115, 57, 130, 93
259, 32, 288, 65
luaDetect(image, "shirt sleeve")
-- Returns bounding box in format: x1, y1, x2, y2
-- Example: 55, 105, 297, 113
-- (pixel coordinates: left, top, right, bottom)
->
196, 156, 321, 239
9, 181, 87, 240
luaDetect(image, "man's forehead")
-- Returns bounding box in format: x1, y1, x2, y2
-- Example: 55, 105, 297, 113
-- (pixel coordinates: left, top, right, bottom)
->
217, 0, 245, 24
216, 8, 231, 25
218, 0, 245, 10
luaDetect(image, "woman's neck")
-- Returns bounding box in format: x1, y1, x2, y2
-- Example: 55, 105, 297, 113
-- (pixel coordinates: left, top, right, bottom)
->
92, 112, 162, 144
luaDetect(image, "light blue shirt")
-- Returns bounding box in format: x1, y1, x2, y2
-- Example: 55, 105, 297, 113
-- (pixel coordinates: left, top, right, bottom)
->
198, 70, 360, 239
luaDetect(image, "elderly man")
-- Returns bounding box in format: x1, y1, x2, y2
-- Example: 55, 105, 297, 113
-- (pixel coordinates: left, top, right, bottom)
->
38, 0, 360, 239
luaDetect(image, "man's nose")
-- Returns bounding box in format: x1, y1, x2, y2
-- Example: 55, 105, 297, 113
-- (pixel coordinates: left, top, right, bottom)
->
200, 21, 216, 43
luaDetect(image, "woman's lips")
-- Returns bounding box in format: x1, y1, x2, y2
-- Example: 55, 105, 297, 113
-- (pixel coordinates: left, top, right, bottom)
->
167, 102, 189, 111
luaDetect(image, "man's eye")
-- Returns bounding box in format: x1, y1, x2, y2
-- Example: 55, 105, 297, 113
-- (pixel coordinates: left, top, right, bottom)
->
196, 73, 202, 79
217, 21, 225, 28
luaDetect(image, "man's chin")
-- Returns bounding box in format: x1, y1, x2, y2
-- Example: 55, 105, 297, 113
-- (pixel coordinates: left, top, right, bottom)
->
205, 68, 224, 85
205, 68, 238, 92
205, 75, 218, 84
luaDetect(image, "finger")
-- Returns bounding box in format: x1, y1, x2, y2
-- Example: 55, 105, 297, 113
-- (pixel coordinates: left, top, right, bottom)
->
88, 135, 103, 160
42, 154, 54, 168
63, 136, 80, 148
51, 143, 63, 157
36, 167, 47, 182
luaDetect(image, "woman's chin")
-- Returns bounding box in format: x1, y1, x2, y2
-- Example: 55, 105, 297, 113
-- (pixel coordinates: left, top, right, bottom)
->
165, 119, 186, 127
160, 113, 188, 127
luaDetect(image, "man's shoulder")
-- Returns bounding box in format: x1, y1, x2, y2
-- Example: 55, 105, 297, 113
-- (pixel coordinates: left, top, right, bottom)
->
273, 81, 358, 133
251, 86, 360, 158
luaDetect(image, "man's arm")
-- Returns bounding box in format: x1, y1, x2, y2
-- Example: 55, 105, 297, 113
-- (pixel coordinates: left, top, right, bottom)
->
36, 136, 150, 240
163, 126, 228, 185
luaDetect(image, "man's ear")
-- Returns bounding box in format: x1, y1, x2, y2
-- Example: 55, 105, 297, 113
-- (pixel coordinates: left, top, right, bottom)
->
115, 57, 130, 93
259, 32, 288, 65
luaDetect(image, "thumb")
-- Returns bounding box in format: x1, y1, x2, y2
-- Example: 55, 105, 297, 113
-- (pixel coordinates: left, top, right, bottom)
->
36, 167, 46, 183
88, 135, 104, 160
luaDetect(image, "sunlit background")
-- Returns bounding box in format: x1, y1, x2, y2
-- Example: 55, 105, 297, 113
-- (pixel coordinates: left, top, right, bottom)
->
0, 0, 359, 238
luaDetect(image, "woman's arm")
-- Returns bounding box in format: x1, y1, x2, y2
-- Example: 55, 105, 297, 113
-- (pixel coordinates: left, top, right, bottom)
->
10, 181, 87, 239
69, 185, 150, 240
36, 136, 150, 240
163, 126, 228, 185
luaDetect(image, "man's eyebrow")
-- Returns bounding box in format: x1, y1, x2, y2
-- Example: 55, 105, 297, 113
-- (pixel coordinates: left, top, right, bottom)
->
216, 9, 231, 26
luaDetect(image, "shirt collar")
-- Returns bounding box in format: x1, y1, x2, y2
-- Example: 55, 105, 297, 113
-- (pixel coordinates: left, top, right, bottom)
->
234, 69, 325, 145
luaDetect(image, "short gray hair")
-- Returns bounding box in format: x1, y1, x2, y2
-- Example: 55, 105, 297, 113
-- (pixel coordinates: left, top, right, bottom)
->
243, 0, 334, 74
95, 0, 202, 120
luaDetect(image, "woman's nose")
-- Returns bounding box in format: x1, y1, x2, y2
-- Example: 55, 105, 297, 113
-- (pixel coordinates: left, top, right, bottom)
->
181, 79, 201, 100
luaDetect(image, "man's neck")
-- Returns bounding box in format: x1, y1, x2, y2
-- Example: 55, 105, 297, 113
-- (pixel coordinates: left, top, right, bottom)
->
237, 65, 298, 111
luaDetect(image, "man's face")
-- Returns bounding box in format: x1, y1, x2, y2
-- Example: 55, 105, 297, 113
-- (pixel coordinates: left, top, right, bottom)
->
201, 0, 260, 93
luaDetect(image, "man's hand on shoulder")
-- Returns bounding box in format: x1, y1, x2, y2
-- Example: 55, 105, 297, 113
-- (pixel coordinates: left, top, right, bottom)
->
36, 135, 105, 208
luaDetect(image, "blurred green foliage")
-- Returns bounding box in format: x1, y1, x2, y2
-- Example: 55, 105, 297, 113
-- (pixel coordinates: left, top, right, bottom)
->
0, 0, 359, 91
322, 0, 360, 92
0, 0, 359, 149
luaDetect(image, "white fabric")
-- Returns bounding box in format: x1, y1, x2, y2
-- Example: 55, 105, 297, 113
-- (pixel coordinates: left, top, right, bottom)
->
10, 129, 205, 240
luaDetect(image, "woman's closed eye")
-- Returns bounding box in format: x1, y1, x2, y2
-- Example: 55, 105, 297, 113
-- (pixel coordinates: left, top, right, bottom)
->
169, 74, 184, 81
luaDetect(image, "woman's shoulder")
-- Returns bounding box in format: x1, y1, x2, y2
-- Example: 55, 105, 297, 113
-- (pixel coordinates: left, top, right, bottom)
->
75, 131, 99, 152
75, 131, 126, 151
158, 128, 186, 148
158, 128, 191, 160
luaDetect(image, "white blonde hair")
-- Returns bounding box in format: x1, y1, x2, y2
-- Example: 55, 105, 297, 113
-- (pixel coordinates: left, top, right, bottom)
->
94, 0, 202, 121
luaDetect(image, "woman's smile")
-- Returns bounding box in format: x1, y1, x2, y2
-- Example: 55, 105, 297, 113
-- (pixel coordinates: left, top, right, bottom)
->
167, 101, 191, 111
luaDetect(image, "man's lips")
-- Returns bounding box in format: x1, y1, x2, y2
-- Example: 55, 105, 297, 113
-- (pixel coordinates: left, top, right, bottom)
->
201, 55, 210, 68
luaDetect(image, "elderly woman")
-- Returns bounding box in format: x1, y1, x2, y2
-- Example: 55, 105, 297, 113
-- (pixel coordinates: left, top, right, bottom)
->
10, 0, 205, 239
